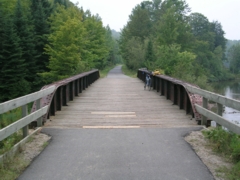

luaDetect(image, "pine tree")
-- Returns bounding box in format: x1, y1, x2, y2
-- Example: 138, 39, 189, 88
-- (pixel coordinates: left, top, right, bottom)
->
0, 7, 4, 69
30, 0, 51, 78
0, 16, 30, 102
14, 0, 37, 91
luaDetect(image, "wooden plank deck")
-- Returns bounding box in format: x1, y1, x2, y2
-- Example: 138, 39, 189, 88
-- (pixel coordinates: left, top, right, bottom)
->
45, 66, 198, 129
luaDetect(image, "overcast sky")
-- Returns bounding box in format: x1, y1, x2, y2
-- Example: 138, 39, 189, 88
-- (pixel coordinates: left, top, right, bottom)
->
70, 0, 240, 40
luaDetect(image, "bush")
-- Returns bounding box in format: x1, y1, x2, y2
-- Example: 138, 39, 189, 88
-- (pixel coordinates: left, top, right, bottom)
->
203, 127, 240, 161
203, 127, 240, 180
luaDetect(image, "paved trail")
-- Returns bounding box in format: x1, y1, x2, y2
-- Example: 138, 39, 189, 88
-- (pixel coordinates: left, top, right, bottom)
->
18, 66, 214, 180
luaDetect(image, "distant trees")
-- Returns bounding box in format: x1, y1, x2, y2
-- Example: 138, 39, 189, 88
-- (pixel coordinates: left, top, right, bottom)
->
228, 44, 240, 74
0, 0, 120, 102
119, 0, 229, 86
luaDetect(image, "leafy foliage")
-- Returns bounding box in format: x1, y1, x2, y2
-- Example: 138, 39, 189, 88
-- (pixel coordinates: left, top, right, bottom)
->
202, 128, 240, 179
0, 0, 120, 102
41, 5, 87, 83
228, 43, 240, 74
119, 0, 230, 87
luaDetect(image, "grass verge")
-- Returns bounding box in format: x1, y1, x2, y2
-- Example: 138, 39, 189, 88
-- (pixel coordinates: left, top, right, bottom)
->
202, 127, 240, 179
121, 65, 137, 78
0, 133, 50, 180
0, 103, 35, 155
99, 64, 116, 78
0, 154, 30, 180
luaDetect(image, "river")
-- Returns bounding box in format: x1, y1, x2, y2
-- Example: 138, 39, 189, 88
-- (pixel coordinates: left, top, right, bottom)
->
211, 81, 240, 125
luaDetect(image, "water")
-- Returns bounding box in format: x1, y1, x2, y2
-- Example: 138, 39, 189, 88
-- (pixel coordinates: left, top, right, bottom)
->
211, 81, 240, 125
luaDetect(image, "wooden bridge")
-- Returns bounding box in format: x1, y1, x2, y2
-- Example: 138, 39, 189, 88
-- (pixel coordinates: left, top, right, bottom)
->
45, 66, 198, 129
1, 65, 240, 180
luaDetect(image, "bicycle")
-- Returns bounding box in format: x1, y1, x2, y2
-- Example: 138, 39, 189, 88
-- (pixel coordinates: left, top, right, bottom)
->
144, 75, 152, 91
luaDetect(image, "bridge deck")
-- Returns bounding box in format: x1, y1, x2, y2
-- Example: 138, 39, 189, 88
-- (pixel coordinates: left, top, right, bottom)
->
18, 66, 214, 180
46, 66, 198, 128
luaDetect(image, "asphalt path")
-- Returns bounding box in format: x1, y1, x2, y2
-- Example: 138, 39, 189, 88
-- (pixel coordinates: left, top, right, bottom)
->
17, 66, 214, 180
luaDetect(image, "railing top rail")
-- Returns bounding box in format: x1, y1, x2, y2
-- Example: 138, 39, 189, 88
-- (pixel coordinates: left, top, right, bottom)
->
0, 86, 55, 114
41, 69, 98, 90
186, 85, 240, 111
138, 69, 199, 88
0, 106, 48, 141
196, 104, 240, 134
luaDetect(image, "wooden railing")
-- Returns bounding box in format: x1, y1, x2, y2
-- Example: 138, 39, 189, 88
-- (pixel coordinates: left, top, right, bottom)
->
0, 69, 100, 162
32, 69, 99, 124
0, 86, 55, 164
0, 86, 55, 141
186, 85, 240, 134
138, 68, 240, 134
138, 69, 202, 122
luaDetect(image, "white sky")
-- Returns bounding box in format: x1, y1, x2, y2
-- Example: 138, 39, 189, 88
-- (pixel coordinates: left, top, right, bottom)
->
70, 0, 240, 40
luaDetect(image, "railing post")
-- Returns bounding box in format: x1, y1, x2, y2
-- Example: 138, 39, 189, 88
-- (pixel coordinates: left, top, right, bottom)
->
174, 84, 178, 105
36, 99, 42, 127
50, 94, 56, 116
75, 79, 79, 96
179, 86, 184, 109
160, 79, 164, 96
69, 82, 74, 101
80, 78, 83, 93
156, 78, 160, 92
63, 85, 67, 106
66, 84, 69, 104
202, 97, 208, 125
83, 77, 86, 90
86, 75, 89, 88
217, 103, 223, 127
21, 105, 28, 138
57, 87, 62, 111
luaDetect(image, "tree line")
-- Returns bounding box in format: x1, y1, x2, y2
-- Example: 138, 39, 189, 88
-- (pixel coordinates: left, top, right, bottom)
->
119, 0, 235, 88
0, 0, 121, 103
226, 40, 240, 74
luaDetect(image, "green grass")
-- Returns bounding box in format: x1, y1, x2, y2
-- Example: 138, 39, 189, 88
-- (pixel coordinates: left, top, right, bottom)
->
99, 64, 116, 78
0, 155, 30, 180
0, 103, 34, 155
42, 141, 49, 148
202, 127, 240, 179
121, 65, 137, 78
0, 108, 24, 155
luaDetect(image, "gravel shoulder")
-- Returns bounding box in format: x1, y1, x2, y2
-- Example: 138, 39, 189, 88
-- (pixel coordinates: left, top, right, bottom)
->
22, 131, 51, 162
185, 129, 233, 180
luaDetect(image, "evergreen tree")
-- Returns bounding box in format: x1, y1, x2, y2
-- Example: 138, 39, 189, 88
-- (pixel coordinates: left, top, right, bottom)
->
14, 0, 37, 91
0, 16, 29, 102
54, 0, 70, 8
30, 0, 51, 76
0, 7, 4, 68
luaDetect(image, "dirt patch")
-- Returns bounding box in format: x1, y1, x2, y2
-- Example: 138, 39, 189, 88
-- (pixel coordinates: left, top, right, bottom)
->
21, 130, 51, 162
185, 130, 233, 180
